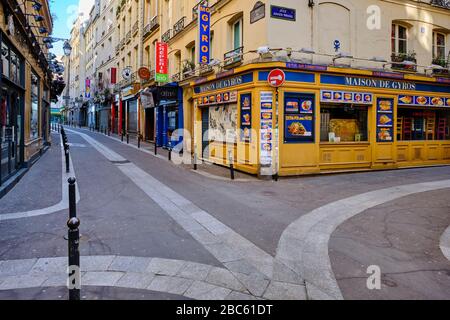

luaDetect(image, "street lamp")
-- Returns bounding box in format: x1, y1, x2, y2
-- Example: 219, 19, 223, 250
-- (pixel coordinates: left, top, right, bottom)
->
63, 41, 72, 57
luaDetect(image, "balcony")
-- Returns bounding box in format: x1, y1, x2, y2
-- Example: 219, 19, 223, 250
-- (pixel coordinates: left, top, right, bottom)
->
171, 72, 182, 82
132, 21, 139, 36
223, 47, 244, 69
431, 58, 450, 77
173, 17, 186, 37
162, 29, 171, 43
430, 0, 450, 9
390, 52, 417, 73
120, 38, 126, 49
199, 64, 214, 76
150, 16, 160, 32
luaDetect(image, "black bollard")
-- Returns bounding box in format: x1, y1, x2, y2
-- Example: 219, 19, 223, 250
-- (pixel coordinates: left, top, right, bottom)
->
168, 149, 172, 162
121, 131, 124, 142
229, 152, 235, 181
65, 144, 70, 173
127, 134, 129, 144
154, 143, 158, 155
67, 177, 80, 301
193, 152, 198, 171
138, 135, 141, 148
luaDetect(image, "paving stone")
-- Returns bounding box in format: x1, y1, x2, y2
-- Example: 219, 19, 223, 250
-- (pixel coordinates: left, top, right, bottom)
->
272, 261, 304, 285
0, 274, 47, 290
0, 259, 37, 277
147, 275, 194, 295
177, 262, 212, 281
81, 256, 115, 272
30, 257, 67, 274
108, 256, 151, 273
231, 272, 270, 297
41, 273, 67, 287
263, 281, 307, 300
224, 260, 260, 276
205, 267, 247, 292
204, 243, 243, 263
146, 258, 186, 276
81, 271, 124, 287
184, 281, 231, 300
190, 229, 222, 245
225, 291, 262, 300
115, 272, 156, 289
305, 282, 337, 300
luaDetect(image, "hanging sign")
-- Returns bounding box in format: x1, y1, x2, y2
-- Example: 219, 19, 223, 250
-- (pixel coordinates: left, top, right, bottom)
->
155, 42, 169, 82
85, 79, 91, 98
268, 69, 286, 87
138, 67, 151, 80
110, 68, 117, 85
122, 67, 132, 80
198, 5, 211, 65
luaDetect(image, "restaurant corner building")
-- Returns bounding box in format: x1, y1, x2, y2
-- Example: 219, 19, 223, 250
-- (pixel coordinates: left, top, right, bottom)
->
187, 62, 450, 177
0, 0, 56, 188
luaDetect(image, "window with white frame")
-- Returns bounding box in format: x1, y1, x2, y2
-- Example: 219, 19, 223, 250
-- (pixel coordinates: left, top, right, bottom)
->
391, 24, 407, 55
232, 18, 243, 50
433, 32, 446, 61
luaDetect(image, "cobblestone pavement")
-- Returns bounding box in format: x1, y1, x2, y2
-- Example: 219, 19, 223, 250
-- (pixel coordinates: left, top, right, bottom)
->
0, 127, 449, 300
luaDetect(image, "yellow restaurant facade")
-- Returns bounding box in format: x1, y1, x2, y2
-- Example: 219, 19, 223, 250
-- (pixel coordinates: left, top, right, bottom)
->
188, 62, 450, 177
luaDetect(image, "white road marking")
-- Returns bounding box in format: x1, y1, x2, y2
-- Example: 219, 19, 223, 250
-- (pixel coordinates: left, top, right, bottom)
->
276, 180, 450, 300
0, 136, 80, 222
440, 225, 450, 261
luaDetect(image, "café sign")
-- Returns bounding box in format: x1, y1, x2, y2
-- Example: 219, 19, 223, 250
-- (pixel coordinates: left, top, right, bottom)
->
345, 76, 416, 90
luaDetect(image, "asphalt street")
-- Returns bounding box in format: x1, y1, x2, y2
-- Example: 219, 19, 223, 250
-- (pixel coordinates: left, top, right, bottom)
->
0, 128, 449, 300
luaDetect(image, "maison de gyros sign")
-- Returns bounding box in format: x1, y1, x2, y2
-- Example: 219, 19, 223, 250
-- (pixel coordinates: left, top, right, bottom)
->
268, 69, 286, 87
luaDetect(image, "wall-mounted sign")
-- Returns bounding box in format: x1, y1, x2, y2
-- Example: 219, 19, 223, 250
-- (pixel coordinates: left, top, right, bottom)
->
240, 93, 252, 142
270, 5, 296, 21
376, 98, 394, 142
138, 67, 151, 80
260, 92, 274, 165
197, 76, 243, 93
122, 67, 132, 80
399, 95, 450, 107
268, 69, 286, 87
198, 5, 211, 65
155, 42, 169, 82
250, 2, 266, 24
197, 91, 238, 107
284, 93, 315, 144
321, 90, 373, 105
345, 76, 416, 90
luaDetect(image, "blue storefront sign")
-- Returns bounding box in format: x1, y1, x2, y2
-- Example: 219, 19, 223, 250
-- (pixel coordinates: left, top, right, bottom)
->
198, 6, 211, 65
270, 5, 296, 21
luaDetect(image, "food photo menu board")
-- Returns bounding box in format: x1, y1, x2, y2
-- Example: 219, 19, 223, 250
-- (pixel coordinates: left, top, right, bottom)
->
321, 90, 373, 105
240, 93, 252, 142
284, 93, 315, 143
398, 95, 450, 108
376, 98, 394, 142
260, 92, 273, 165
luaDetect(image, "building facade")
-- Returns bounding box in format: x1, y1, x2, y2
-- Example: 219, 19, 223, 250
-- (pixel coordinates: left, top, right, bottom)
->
67, 0, 450, 177
0, 0, 57, 187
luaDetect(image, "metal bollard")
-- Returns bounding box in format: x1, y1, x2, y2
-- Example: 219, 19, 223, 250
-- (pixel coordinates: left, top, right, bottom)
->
65, 144, 70, 173
138, 135, 141, 148
127, 134, 129, 144
168, 149, 172, 162
229, 151, 235, 181
121, 131, 124, 142
67, 177, 80, 301
193, 152, 198, 171
154, 143, 158, 155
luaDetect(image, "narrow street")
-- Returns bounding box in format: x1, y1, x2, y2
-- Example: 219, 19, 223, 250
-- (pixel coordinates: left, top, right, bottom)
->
1, 128, 449, 300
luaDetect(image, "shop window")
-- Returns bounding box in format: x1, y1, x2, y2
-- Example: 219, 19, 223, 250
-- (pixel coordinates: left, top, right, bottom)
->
1, 42, 9, 78
284, 93, 315, 143
209, 104, 237, 144
397, 108, 450, 141
30, 72, 39, 140
320, 105, 368, 143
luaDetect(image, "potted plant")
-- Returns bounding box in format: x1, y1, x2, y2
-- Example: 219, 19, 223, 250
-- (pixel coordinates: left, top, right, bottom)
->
391, 51, 417, 72
431, 57, 449, 76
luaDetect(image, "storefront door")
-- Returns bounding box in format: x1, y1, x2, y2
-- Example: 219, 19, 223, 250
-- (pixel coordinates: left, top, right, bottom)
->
145, 108, 155, 141
201, 107, 209, 159
0, 86, 23, 185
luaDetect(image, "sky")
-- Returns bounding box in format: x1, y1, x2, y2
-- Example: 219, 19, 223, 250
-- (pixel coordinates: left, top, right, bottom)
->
49, 0, 94, 57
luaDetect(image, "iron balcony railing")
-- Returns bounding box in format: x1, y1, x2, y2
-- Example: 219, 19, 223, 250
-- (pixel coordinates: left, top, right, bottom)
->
162, 29, 171, 43
150, 15, 160, 31
430, 0, 450, 10
132, 21, 139, 35
223, 46, 244, 68
171, 72, 182, 82
173, 17, 186, 37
